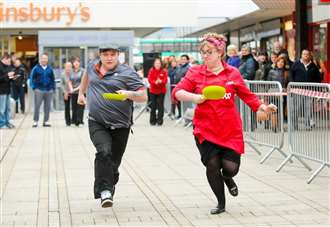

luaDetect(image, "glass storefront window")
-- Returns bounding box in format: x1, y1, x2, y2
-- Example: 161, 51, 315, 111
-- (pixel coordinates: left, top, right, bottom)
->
313, 23, 327, 61
261, 36, 282, 58
44, 47, 85, 78
87, 47, 99, 63
312, 23, 328, 82
0, 36, 10, 56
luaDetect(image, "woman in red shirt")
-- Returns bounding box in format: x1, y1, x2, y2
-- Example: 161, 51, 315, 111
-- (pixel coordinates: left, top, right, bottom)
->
172, 33, 276, 215
148, 58, 168, 125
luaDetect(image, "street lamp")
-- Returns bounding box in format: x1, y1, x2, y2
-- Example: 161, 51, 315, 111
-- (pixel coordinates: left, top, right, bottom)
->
18, 31, 23, 40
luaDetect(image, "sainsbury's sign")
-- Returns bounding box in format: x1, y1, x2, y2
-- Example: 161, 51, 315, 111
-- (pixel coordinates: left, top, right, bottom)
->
0, 0, 197, 28
0, 2, 90, 26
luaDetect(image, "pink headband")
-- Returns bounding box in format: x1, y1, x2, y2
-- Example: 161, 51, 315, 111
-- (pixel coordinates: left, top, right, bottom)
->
206, 37, 226, 52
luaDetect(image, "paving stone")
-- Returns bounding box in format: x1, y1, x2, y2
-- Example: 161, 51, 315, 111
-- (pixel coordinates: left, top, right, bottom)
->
0, 112, 329, 227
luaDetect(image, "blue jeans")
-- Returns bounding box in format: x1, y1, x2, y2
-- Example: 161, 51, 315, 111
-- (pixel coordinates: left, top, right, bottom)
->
0, 94, 11, 128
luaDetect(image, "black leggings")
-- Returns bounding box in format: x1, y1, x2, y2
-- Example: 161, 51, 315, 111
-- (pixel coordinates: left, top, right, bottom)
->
196, 139, 240, 207
206, 154, 240, 207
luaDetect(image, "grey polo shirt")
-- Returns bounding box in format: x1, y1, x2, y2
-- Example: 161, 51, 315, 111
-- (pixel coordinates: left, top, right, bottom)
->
86, 61, 144, 128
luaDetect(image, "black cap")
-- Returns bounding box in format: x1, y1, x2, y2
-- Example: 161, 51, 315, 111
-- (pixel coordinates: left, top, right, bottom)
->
98, 43, 120, 52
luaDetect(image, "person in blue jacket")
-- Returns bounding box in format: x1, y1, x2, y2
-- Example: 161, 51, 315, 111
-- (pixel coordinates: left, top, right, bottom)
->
226, 44, 240, 68
30, 53, 55, 127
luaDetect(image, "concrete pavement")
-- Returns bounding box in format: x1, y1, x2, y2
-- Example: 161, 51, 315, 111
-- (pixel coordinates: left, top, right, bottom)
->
0, 111, 329, 227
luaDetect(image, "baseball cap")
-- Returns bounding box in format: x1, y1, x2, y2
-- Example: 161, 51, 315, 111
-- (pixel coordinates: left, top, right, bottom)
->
98, 43, 120, 52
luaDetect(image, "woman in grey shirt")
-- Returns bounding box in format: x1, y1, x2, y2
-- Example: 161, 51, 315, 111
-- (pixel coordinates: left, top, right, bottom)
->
70, 57, 85, 126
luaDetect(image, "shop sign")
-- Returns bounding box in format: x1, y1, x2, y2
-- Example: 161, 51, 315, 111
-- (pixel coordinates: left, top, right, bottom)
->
0, 2, 90, 26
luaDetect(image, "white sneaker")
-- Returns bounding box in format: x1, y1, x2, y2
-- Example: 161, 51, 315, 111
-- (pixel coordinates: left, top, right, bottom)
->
32, 122, 38, 128
100, 190, 113, 208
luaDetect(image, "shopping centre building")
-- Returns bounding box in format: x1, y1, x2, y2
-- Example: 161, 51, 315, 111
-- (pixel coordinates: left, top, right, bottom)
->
0, 0, 329, 82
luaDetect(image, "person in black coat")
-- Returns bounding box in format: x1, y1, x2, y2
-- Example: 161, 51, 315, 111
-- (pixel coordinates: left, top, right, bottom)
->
289, 49, 322, 83
12, 58, 26, 114
289, 49, 322, 130
239, 45, 257, 80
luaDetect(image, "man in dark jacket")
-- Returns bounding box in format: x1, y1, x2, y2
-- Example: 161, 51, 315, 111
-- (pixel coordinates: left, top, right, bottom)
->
239, 45, 257, 80
30, 53, 55, 127
0, 53, 15, 129
174, 55, 190, 83
289, 49, 322, 83
289, 49, 322, 130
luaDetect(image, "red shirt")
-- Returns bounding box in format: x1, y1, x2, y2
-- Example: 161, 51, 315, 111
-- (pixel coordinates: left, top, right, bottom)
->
172, 62, 262, 154
148, 67, 168, 94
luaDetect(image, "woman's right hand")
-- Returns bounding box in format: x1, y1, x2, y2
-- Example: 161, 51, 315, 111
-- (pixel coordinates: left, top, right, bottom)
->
193, 94, 206, 104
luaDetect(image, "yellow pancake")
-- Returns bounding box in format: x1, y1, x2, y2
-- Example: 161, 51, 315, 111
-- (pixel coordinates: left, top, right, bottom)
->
202, 85, 226, 100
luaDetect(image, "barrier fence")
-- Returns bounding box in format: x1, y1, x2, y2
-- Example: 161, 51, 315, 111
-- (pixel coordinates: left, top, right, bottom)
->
238, 81, 289, 164
276, 82, 330, 183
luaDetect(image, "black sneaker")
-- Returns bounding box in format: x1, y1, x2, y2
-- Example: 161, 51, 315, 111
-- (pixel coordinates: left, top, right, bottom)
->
210, 204, 225, 215
43, 122, 51, 127
100, 190, 113, 208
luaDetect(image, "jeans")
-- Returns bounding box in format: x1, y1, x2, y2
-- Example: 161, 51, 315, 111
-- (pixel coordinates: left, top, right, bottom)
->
88, 119, 130, 199
0, 94, 11, 128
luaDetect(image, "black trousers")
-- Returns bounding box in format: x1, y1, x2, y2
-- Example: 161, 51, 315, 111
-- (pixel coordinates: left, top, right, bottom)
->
12, 84, 25, 113
170, 86, 181, 117
150, 93, 165, 125
71, 93, 85, 125
88, 120, 130, 199
171, 102, 181, 117
64, 96, 71, 125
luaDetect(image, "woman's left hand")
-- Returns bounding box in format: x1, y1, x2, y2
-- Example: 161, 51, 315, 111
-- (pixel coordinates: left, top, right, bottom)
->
259, 103, 277, 113
116, 90, 132, 100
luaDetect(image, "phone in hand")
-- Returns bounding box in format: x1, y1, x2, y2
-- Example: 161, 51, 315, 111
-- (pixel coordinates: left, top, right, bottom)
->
8, 71, 15, 79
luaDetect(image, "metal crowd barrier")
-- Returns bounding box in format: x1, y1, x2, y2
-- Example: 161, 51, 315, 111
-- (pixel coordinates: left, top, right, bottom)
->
171, 82, 195, 128
166, 83, 196, 128
133, 78, 150, 121
238, 81, 289, 164
53, 78, 64, 111
164, 81, 172, 116
276, 82, 330, 183
176, 100, 195, 128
